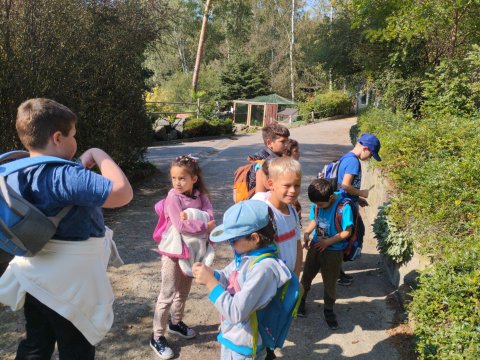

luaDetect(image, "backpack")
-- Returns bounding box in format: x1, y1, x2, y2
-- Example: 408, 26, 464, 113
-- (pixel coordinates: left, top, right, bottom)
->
152, 199, 167, 243
314, 197, 362, 261
248, 253, 301, 356
317, 152, 357, 191
0, 151, 78, 257
232, 159, 264, 203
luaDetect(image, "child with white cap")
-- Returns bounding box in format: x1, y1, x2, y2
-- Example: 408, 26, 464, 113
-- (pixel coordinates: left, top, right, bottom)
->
192, 200, 292, 360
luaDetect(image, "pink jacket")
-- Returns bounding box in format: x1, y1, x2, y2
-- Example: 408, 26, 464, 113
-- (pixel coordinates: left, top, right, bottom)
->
164, 188, 213, 235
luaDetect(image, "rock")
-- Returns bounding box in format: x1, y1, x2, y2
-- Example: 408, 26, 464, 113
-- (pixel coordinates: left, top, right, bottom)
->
167, 129, 178, 140
172, 118, 187, 129
153, 118, 170, 129
153, 125, 167, 141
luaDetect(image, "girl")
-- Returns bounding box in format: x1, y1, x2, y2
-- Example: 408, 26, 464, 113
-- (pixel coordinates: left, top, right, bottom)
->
283, 138, 300, 160
150, 155, 215, 359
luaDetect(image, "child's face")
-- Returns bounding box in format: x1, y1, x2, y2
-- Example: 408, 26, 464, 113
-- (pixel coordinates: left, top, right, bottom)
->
267, 136, 288, 155
315, 196, 335, 209
170, 165, 198, 195
55, 124, 77, 160
291, 146, 300, 160
230, 234, 260, 254
268, 171, 301, 205
359, 146, 373, 161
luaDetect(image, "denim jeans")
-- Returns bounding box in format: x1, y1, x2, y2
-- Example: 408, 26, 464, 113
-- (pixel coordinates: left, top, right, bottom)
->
220, 345, 266, 360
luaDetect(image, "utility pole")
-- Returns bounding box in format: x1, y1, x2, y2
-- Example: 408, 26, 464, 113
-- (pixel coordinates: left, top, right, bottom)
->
192, 0, 212, 98
290, 0, 295, 101
329, 3, 333, 91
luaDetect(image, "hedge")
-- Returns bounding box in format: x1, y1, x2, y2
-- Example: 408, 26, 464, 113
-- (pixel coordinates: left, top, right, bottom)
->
299, 90, 353, 120
182, 118, 233, 138
358, 107, 480, 358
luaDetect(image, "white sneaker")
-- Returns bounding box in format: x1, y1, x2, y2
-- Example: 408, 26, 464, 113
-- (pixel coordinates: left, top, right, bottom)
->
150, 335, 174, 359
168, 320, 196, 339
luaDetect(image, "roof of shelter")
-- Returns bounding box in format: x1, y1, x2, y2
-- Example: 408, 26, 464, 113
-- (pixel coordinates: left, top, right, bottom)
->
277, 108, 298, 117
233, 93, 296, 105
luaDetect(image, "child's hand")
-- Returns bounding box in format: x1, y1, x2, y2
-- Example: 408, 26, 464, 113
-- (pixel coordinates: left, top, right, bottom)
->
358, 198, 369, 207
303, 232, 310, 249
79, 148, 96, 169
207, 220, 216, 233
180, 211, 188, 221
313, 238, 331, 252
360, 188, 370, 198
192, 263, 217, 289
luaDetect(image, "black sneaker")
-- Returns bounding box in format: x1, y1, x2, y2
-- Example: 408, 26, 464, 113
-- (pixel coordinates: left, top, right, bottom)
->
168, 320, 196, 339
265, 347, 277, 360
340, 270, 354, 280
337, 272, 353, 286
297, 298, 306, 317
324, 309, 338, 330
150, 335, 174, 359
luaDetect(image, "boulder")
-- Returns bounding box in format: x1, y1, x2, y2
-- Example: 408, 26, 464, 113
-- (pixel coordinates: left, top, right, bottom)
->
167, 129, 178, 140
153, 125, 168, 141
153, 118, 170, 128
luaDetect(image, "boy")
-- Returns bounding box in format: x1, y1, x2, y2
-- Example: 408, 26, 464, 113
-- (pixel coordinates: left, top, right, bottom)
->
252, 157, 302, 278
192, 200, 292, 360
298, 179, 354, 330
336, 133, 381, 286
249, 123, 290, 193
0, 98, 133, 359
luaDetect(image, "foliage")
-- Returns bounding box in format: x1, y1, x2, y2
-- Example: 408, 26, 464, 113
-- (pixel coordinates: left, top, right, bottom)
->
373, 203, 413, 265
0, 0, 160, 169
182, 118, 233, 138
349, 123, 360, 145
299, 91, 353, 120
217, 56, 270, 102
359, 107, 480, 358
422, 46, 480, 117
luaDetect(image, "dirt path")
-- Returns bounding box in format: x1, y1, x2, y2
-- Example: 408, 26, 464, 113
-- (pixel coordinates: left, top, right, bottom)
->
0, 118, 412, 359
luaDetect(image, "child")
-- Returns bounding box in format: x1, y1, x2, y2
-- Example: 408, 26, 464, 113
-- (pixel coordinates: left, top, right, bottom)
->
192, 200, 292, 360
0, 98, 133, 358
283, 138, 300, 160
336, 133, 381, 286
250, 123, 290, 194
252, 157, 302, 278
150, 155, 215, 359
298, 179, 354, 330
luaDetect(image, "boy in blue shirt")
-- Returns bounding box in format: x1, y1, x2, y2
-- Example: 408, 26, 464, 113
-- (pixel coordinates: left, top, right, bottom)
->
297, 179, 353, 330
0, 98, 132, 359
336, 133, 381, 285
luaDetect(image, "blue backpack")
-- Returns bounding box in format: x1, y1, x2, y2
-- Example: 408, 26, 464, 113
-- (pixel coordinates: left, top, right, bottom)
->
248, 253, 301, 356
317, 152, 358, 190
0, 151, 77, 256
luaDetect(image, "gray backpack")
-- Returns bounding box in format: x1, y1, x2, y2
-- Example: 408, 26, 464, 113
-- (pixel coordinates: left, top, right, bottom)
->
0, 151, 78, 256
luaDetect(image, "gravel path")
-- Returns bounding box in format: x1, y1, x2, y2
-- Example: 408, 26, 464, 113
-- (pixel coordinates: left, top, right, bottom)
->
0, 117, 408, 359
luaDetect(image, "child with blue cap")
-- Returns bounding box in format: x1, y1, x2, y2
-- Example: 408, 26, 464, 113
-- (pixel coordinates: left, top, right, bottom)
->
192, 200, 292, 360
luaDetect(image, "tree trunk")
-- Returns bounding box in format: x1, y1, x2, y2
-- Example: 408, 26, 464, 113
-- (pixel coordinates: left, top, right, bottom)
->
289, 0, 295, 101
192, 0, 212, 97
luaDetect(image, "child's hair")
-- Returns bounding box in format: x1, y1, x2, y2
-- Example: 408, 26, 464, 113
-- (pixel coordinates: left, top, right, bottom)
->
262, 123, 290, 145
171, 155, 210, 197
283, 139, 299, 157
268, 157, 302, 181
308, 179, 334, 203
16, 98, 77, 150
247, 207, 277, 247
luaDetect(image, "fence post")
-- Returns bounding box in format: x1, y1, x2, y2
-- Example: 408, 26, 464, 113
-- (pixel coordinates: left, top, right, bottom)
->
196, 99, 200, 118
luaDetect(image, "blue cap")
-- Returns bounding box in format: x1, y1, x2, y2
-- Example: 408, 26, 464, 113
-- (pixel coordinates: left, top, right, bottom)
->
209, 200, 270, 243
358, 133, 381, 161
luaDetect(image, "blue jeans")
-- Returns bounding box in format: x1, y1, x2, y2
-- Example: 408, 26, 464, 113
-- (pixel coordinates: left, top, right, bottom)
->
220, 345, 266, 360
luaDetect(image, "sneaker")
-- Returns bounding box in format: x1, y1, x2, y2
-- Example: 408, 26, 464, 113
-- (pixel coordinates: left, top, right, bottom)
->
340, 270, 354, 281
150, 335, 174, 359
265, 347, 277, 360
337, 272, 353, 286
324, 309, 338, 330
297, 298, 306, 317
168, 320, 196, 339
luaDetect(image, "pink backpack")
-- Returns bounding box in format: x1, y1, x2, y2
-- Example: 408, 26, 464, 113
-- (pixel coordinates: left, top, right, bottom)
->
153, 199, 168, 243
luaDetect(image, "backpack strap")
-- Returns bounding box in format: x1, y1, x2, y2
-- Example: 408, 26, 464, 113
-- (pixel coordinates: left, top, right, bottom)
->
0, 156, 77, 176
0, 151, 30, 164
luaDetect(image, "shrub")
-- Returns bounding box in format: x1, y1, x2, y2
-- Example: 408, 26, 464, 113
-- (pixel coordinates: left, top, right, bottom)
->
359, 106, 480, 358
299, 90, 352, 120
182, 118, 233, 138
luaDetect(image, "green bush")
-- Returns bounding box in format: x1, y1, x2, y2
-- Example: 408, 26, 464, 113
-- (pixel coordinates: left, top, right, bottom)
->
359, 107, 480, 358
299, 91, 352, 120
183, 118, 233, 138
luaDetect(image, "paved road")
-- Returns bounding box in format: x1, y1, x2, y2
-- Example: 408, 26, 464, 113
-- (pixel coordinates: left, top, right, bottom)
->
146, 117, 399, 359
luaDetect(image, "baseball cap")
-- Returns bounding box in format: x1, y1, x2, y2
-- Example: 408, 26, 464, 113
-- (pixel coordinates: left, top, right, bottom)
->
210, 200, 270, 243
358, 133, 381, 161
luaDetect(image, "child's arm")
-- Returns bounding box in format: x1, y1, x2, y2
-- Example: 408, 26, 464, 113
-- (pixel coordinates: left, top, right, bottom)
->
165, 195, 210, 235
340, 174, 369, 199
195, 262, 280, 324
294, 240, 303, 277
199, 193, 214, 220
255, 168, 268, 193
79, 148, 132, 208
